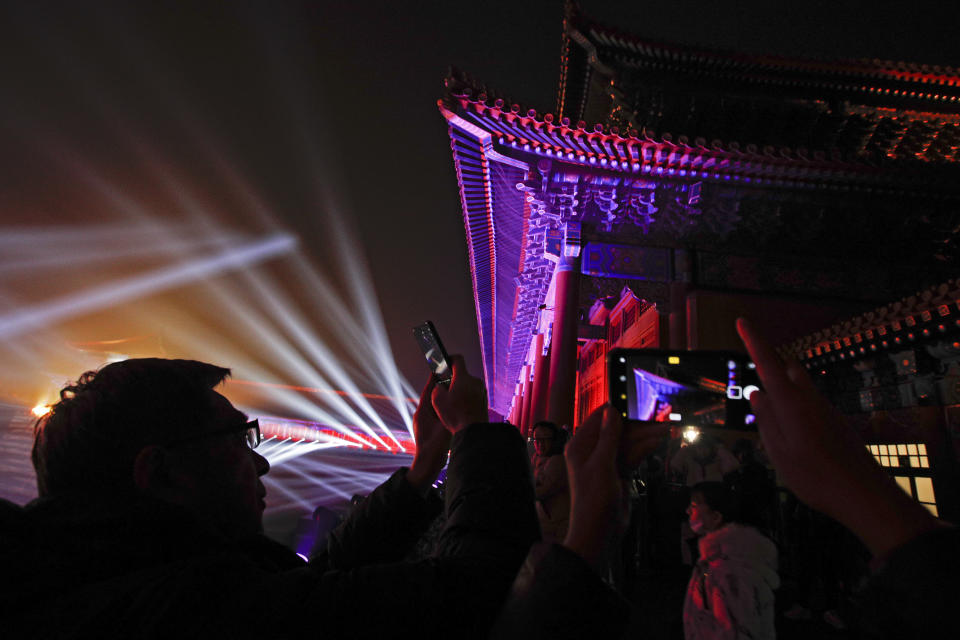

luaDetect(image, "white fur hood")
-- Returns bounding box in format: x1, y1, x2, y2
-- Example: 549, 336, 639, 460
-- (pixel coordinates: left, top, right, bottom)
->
697, 523, 780, 591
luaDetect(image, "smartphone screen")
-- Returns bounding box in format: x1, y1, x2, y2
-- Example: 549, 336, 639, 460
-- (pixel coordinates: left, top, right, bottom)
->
608, 348, 759, 430
413, 321, 452, 384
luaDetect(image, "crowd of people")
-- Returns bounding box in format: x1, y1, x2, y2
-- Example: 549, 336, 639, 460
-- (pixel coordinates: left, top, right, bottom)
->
0, 318, 956, 638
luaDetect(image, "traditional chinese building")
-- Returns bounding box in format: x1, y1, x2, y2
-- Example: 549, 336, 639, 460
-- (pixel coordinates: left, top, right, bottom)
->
438, 3, 960, 516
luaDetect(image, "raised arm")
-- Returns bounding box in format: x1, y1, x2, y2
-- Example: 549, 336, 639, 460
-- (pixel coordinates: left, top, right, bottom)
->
563, 406, 669, 570
490, 406, 668, 638
735, 317, 944, 557
317, 372, 452, 569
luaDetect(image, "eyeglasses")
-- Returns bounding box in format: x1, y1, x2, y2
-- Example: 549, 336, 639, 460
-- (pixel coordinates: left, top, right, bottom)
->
166, 419, 261, 450
527, 436, 554, 444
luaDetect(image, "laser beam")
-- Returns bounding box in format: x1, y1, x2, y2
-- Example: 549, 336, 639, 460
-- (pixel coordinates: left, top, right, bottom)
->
0, 233, 296, 340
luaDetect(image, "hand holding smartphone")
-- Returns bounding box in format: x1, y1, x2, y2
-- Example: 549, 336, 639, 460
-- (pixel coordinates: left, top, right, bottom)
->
413, 321, 453, 385
608, 348, 760, 430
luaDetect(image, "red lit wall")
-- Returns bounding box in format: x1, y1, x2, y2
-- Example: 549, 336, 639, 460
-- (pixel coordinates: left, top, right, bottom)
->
575, 292, 661, 426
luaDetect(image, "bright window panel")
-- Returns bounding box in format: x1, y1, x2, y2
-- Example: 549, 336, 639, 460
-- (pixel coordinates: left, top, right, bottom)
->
920, 457, 930, 468
907, 444, 918, 455
897, 444, 907, 455
918, 444, 927, 455
923, 503, 938, 517
915, 477, 936, 504
881, 456, 890, 466
910, 456, 919, 467
879, 444, 889, 455
870, 445, 879, 455
889, 456, 899, 467
894, 475, 912, 496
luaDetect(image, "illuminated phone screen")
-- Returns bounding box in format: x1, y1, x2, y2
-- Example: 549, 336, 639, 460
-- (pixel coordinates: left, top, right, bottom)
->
413, 321, 452, 383
608, 349, 759, 430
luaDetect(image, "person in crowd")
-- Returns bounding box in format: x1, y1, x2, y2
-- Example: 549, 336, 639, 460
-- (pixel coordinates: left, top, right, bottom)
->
736, 318, 956, 639
2, 355, 536, 638
492, 405, 670, 638
670, 434, 740, 565
530, 420, 571, 544
670, 434, 740, 487
2, 353, 668, 639
683, 481, 779, 640
499, 318, 958, 639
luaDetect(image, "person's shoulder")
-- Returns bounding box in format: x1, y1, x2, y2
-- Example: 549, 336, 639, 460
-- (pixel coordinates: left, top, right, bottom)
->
731, 523, 777, 557
718, 446, 738, 462
0, 497, 24, 527
545, 454, 567, 474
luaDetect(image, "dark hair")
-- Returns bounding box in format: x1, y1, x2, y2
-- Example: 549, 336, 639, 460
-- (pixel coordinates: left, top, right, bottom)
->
532, 420, 567, 455
690, 481, 741, 524
32, 358, 231, 497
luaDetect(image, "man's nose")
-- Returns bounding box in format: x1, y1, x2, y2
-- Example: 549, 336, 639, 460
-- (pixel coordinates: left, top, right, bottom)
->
252, 449, 270, 476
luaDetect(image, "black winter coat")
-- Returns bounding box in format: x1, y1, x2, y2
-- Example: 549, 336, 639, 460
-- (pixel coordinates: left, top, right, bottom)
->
1, 423, 542, 639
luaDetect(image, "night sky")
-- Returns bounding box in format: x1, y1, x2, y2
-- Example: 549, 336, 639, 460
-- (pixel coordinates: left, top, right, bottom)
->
1, 0, 958, 409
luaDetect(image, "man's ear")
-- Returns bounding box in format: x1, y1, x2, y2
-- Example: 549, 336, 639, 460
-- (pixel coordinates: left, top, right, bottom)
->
134, 446, 199, 503
133, 445, 166, 491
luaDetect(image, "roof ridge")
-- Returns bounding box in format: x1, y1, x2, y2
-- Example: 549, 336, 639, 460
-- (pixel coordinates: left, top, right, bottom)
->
443, 84, 960, 171
566, 3, 960, 86
781, 279, 960, 360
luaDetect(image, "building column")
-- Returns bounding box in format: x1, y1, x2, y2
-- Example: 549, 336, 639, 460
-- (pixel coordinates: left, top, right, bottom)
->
519, 365, 534, 436
547, 254, 581, 429
530, 333, 551, 425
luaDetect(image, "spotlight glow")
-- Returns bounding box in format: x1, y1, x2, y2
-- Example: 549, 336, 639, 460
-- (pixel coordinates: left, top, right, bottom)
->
0, 233, 296, 340
0, 20, 431, 533
31, 404, 51, 418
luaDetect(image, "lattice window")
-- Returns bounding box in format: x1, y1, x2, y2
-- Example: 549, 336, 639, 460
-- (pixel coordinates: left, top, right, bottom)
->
869, 443, 937, 516
623, 303, 637, 330
869, 443, 929, 469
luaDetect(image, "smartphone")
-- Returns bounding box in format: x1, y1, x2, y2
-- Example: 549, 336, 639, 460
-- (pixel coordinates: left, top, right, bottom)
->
607, 348, 759, 430
413, 321, 453, 385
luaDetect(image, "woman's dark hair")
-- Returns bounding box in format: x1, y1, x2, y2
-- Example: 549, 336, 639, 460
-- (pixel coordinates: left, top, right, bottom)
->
690, 481, 741, 524
532, 420, 568, 455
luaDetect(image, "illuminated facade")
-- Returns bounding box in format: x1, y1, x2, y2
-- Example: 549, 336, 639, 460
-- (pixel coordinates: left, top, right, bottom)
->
439, 0, 960, 473
781, 279, 960, 521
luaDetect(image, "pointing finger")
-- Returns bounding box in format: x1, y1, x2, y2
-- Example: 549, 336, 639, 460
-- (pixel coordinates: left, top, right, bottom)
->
595, 404, 623, 462
737, 317, 793, 397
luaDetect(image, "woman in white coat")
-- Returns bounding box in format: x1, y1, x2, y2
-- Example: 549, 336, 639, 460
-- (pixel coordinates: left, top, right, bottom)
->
683, 481, 779, 640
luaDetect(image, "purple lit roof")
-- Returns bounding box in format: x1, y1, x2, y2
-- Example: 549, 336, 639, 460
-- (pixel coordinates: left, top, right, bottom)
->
440, 83, 960, 413
441, 105, 553, 413
441, 19, 960, 413
443, 88, 960, 194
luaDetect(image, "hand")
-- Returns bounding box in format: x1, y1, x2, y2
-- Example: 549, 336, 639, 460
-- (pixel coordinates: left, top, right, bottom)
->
618, 418, 671, 476
430, 355, 488, 434
736, 317, 942, 556
562, 405, 668, 571
407, 374, 452, 491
